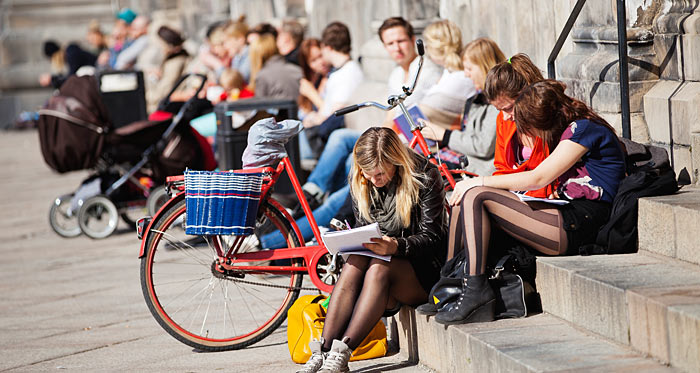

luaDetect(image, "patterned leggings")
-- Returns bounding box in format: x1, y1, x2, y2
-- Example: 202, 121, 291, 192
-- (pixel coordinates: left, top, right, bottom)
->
449, 186, 568, 275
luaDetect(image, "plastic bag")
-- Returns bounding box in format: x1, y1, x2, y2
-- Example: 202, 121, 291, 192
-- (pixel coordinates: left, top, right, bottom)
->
241, 117, 303, 168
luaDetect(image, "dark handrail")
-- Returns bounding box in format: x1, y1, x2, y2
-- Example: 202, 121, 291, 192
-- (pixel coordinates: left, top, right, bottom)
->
547, 0, 587, 80
548, 0, 631, 139
617, 0, 631, 139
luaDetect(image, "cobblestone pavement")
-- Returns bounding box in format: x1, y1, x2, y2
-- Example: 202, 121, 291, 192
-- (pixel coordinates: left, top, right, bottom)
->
0, 130, 432, 372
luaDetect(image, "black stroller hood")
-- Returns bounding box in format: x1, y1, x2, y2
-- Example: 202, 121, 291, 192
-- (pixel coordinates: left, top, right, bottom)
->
38, 75, 113, 173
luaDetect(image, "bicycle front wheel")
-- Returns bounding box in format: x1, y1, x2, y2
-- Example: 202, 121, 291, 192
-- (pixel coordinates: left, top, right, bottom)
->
140, 197, 304, 351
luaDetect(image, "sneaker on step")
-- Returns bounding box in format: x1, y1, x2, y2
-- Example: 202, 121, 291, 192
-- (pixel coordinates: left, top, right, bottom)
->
318, 337, 352, 373
296, 338, 326, 373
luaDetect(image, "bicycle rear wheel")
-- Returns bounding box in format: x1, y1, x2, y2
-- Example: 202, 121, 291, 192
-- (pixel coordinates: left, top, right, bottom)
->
140, 197, 304, 351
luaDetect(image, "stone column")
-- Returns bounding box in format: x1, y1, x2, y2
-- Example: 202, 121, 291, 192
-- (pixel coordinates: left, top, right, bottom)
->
642, 1, 699, 182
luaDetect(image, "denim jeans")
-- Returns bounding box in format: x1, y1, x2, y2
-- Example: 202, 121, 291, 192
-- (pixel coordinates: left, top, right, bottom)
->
306, 128, 361, 193
260, 185, 350, 249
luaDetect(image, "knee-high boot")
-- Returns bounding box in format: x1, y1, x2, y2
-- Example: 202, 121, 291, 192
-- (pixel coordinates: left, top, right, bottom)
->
434, 273, 495, 325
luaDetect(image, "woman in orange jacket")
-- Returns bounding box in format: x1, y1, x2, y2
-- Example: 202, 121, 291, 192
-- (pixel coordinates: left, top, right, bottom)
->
484, 54, 553, 198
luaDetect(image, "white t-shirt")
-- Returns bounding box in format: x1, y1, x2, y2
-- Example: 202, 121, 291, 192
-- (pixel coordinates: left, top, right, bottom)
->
387, 56, 443, 108
421, 69, 476, 114
320, 60, 364, 117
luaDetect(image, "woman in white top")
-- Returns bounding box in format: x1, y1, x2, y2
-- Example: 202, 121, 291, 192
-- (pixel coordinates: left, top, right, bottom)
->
418, 20, 476, 129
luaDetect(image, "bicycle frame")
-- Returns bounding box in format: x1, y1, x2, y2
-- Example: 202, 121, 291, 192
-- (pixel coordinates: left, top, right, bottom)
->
138, 156, 336, 293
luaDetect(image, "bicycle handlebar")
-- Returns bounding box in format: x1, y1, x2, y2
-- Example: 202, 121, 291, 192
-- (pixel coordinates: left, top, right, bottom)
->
334, 105, 359, 116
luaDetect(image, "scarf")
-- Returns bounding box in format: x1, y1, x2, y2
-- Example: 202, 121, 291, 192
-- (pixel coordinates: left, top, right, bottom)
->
368, 178, 404, 236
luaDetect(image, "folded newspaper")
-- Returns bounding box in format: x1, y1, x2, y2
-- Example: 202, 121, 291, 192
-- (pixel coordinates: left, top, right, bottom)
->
320, 222, 391, 262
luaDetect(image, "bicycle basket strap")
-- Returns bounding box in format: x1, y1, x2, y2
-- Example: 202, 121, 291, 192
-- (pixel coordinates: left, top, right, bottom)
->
184, 170, 263, 235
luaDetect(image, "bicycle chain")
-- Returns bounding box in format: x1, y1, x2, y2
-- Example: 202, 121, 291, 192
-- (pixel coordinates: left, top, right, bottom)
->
222, 275, 320, 291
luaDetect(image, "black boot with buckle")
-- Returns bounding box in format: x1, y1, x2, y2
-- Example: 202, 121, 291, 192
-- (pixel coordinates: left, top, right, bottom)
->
434, 273, 495, 325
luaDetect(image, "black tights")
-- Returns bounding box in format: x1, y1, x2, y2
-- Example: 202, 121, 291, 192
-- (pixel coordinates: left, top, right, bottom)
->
450, 187, 568, 275
321, 255, 427, 351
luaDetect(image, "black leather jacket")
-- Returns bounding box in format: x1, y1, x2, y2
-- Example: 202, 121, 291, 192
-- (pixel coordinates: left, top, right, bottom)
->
352, 152, 448, 290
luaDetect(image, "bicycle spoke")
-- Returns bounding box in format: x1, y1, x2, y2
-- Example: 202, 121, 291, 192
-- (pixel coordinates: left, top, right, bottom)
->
153, 229, 211, 266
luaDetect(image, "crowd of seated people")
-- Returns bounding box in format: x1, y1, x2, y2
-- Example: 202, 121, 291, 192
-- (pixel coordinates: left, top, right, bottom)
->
35, 11, 630, 371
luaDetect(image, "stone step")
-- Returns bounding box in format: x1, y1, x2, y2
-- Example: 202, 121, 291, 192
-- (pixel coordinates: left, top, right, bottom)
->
536, 253, 700, 372
392, 309, 675, 372
638, 187, 700, 265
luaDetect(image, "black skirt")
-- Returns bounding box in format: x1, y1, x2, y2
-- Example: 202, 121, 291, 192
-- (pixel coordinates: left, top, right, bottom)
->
558, 199, 612, 255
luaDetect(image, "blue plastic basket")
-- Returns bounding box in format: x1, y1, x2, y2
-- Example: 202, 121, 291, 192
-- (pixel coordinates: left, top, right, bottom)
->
184, 170, 263, 235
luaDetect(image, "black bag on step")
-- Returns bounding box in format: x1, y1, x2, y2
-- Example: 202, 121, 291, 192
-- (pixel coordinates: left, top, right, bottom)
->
489, 254, 540, 319
426, 249, 466, 312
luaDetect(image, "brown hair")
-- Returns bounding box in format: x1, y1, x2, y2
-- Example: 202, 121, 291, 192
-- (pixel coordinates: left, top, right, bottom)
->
378, 17, 414, 42
248, 22, 277, 39
350, 127, 422, 230
298, 38, 322, 112
462, 37, 506, 78
484, 53, 544, 102
514, 79, 616, 151
321, 21, 351, 54
248, 34, 278, 91
157, 26, 184, 47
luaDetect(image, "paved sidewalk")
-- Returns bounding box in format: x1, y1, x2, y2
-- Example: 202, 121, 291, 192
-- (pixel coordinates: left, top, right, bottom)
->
0, 130, 431, 372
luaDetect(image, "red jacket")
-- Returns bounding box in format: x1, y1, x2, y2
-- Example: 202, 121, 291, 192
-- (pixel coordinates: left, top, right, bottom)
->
493, 112, 554, 198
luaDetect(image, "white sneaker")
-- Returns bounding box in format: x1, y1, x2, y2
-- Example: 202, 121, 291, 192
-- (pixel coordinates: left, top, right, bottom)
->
296, 338, 326, 373
318, 338, 352, 373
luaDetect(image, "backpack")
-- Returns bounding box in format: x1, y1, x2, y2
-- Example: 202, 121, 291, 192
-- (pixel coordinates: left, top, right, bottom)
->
580, 138, 688, 255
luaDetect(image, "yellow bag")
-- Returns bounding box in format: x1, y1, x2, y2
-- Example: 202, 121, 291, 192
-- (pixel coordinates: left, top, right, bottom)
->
287, 294, 387, 363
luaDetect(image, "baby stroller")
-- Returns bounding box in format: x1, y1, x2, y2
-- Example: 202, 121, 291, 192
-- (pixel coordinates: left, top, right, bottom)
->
38, 73, 216, 239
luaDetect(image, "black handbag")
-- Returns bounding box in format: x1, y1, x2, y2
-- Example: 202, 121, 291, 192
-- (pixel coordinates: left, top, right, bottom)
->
489, 254, 540, 319
427, 250, 466, 312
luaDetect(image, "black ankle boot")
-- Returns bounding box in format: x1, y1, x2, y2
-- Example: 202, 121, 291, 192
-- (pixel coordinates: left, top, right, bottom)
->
434, 273, 495, 325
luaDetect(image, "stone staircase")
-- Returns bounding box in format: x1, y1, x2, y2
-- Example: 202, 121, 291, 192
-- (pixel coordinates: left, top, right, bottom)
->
392, 187, 700, 372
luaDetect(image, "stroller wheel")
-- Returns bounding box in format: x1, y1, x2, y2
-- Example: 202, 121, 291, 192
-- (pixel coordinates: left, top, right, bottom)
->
78, 195, 119, 239
49, 194, 82, 238
146, 186, 170, 216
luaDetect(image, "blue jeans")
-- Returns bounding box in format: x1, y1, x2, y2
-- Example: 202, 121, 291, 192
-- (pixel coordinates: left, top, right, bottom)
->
298, 130, 314, 160
260, 185, 350, 249
307, 128, 361, 193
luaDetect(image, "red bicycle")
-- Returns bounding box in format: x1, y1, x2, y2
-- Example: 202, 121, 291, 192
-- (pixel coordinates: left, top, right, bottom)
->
137, 39, 475, 352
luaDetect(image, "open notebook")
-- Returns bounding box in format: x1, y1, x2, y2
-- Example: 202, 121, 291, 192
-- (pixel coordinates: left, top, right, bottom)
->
320, 222, 391, 262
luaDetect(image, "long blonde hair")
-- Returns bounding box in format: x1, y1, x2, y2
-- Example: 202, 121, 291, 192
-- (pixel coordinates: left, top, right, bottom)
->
423, 19, 463, 72
462, 37, 505, 79
350, 127, 422, 229
248, 34, 278, 91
